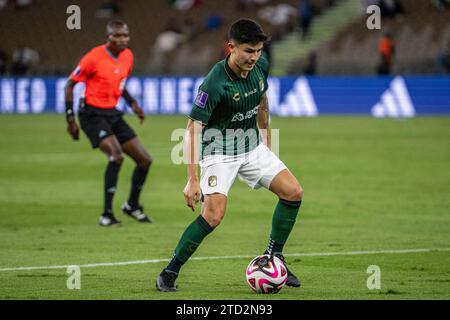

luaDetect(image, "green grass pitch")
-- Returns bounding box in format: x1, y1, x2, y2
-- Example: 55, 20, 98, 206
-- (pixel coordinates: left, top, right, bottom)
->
0, 114, 449, 300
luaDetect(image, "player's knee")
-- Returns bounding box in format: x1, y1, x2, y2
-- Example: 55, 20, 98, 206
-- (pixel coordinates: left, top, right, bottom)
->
284, 184, 303, 202
295, 185, 304, 201
140, 154, 152, 168
203, 210, 225, 228
207, 216, 223, 228
109, 152, 124, 164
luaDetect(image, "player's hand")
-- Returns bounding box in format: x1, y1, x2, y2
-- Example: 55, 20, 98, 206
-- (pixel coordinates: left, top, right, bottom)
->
66, 119, 79, 140
131, 101, 145, 124
183, 178, 201, 212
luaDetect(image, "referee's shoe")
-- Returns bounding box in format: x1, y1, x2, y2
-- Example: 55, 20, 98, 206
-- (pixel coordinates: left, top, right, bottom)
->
122, 202, 153, 223
99, 212, 121, 226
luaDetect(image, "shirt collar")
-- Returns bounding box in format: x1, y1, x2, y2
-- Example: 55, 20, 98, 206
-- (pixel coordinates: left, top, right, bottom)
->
223, 55, 241, 81
104, 45, 119, 61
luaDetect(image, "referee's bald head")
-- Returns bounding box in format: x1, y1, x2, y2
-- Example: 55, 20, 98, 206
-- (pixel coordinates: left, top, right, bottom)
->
106, 19, 128, 35
106, 19, 130, 52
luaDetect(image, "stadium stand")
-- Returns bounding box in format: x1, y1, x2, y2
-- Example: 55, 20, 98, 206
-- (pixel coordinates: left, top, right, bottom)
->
0, 0, 448, 75
287, 0, 450, 75
0, 0, 302, 75
270, 0, 360, 75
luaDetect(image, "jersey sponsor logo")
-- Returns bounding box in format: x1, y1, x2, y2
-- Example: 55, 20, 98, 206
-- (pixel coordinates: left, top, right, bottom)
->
371, 76, 416, 118
195, 90, 209, 108
231, 105, 259, 122
232, 92, 240, 102
231, 113, 244, 122
244, 88, 257, 98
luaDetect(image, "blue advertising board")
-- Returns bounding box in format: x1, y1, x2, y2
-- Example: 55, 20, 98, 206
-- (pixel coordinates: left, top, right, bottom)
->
0, 76, 449, 117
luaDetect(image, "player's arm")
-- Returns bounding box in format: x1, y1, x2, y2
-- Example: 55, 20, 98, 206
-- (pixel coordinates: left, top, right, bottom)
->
184, 78, 219, 211
64, 77, 79, 140
123, 89, 144, 124
65, 51, 96, 140
183, 118, 203, 212
257, 92, 271, 149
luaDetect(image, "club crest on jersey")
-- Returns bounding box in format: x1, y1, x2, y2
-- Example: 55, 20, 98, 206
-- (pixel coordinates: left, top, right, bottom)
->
259, 79, 264, 92
233, 92, 240, 102
195, 90, 208, 108
208, 176, 217, 187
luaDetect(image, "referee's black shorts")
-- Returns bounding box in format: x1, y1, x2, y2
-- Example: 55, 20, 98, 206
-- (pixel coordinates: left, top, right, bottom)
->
78, 104, 136, 148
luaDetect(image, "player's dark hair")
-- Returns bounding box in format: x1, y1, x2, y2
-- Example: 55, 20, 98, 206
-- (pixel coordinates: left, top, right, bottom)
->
106, 19, 127, 35
228, 19, 268, 44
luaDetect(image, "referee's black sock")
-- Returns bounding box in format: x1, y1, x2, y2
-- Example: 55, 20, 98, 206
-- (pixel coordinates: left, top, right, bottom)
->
128, 165, 149, 209
104, 161, 122, 215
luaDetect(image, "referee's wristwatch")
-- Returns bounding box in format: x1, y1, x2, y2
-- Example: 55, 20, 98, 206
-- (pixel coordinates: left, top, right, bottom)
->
65, 102, 75, 122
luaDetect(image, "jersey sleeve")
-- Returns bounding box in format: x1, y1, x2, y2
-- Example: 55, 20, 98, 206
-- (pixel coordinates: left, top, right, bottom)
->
127, 50, 134, 77
70, 51, 95, 83
189, 79, 222, 124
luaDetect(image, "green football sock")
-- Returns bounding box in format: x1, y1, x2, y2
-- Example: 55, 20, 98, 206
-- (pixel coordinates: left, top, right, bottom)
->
166, 215, 214, 273
266, 199, 302, 255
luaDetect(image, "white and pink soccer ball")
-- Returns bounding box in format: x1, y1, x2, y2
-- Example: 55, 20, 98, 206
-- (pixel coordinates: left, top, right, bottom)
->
245, 254, 287, 294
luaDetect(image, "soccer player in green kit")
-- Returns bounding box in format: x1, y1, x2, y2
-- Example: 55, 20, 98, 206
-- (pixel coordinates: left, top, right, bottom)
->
156, 19, 303, 292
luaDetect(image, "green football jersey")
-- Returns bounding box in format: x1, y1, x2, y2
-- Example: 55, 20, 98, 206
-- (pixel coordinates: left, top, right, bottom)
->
190, 55, 269, 158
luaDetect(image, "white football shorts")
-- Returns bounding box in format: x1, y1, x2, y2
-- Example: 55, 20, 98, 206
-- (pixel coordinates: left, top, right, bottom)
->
199, 143, 287, 197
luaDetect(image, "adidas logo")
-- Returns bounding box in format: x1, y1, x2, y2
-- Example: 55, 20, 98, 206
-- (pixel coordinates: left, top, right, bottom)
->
277, 78, 318, 117
106, 187, 116, 193
372, 77, 416, 118
98, 130, 107, 138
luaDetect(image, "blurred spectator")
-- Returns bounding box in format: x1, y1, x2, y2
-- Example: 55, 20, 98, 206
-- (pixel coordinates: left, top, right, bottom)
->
376, 32, 395, 75
239, 0, 269, 10
96, 0, 120, 18
436, 38, 450, 73
303, 51, 317, 75
172, 0, 193, 10
205, 11, 223, 31
170, 0, 203, 10
14, 0, 32, 9
379, 0, 405, 19
180, 18, 198, 40
153, 24, 186, 54
11, 46, 40, 75
432, 0, 450, 10
151, 24, 187, 74
298, 0, 312, 40
258, 3, 297, 34
0, 0, 8, 10
0, 48, 8, 75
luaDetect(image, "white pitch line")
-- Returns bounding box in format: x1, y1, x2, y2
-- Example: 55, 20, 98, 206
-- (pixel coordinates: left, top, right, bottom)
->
0, 247, 449, 272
